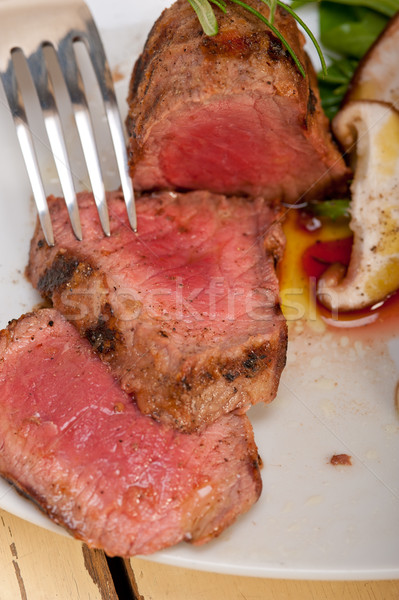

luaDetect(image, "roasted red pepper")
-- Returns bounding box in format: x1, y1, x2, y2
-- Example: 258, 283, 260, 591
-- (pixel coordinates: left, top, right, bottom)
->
302, 237, 353, 280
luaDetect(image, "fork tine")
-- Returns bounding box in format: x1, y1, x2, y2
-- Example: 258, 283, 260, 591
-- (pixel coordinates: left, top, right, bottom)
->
74, 101, 110, 236
76, 15, 137, 232
43, 109, 83, 241
105, 100, 137, 232
16, 117, 55, 246
50, 41, 110, 236
0, 58, 54, 246
26, 48, 83, 241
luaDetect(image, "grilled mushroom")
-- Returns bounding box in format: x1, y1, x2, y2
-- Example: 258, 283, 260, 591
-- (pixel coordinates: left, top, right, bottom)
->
317, 100, 399, 311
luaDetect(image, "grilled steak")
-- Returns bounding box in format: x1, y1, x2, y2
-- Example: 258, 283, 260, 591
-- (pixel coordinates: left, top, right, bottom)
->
126, 0, 350, 201
27, 190, 287, 432
0, 309, 262, 556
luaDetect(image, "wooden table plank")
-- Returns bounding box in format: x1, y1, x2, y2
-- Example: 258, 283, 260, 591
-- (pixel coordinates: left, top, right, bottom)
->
1, 508, 398, 600
130, 558, 399, 600
0, 509, 118, 600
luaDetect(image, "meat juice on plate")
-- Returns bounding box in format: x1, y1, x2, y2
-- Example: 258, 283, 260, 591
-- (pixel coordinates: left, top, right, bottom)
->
279, 207, 399, 415
280, 208, 399, 336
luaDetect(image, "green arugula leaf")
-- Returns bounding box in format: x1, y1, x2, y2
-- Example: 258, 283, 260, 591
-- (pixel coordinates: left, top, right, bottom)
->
308, 199, 351, 220
291, 0, 399, 17
317, 57, 358, 119
291, 0, 398, 117
319, 3, 387, 59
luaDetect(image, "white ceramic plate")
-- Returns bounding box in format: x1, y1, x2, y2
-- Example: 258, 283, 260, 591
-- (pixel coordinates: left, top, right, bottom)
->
0, 0, 398, 580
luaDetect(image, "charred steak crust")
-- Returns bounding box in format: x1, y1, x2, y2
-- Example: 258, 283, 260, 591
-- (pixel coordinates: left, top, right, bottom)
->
126, 0, 350, 201
0, 310, 262, 556
35, 254, 126, 356
27, 190, 287, 432
36, 253, 81, 296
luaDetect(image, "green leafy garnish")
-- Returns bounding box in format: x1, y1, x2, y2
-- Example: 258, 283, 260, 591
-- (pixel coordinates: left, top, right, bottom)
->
317, 57, 358, 119
187, 0, 328, 77
276, 1, 327, 74
269, 0, 278, 22
291, 0, 399, 117
210, 0, 228, 11
292, 0, 399, 18
319, 3, 388, 59
229, 0, 307, 75
187, 0, 219, 35
309, 199, 351, 220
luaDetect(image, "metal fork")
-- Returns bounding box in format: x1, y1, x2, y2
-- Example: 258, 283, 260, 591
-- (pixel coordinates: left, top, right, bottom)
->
0, 0, 137, 246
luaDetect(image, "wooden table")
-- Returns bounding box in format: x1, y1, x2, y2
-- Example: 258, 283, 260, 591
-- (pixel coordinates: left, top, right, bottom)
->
1, 508, 398, 599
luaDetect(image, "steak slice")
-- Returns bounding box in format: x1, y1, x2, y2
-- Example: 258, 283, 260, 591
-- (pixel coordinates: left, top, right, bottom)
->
0, 309, 262, 556
27, 190, 287, 432
126, 0, 350, 202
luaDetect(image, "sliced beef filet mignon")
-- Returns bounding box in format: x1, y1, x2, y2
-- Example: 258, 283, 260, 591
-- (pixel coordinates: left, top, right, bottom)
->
126, 0, 350, 201
27, 190, 287, 432
0, 309, 262, 556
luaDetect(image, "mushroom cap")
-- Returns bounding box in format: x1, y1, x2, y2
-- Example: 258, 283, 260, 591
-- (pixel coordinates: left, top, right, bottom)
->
345, 11, 399, 107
